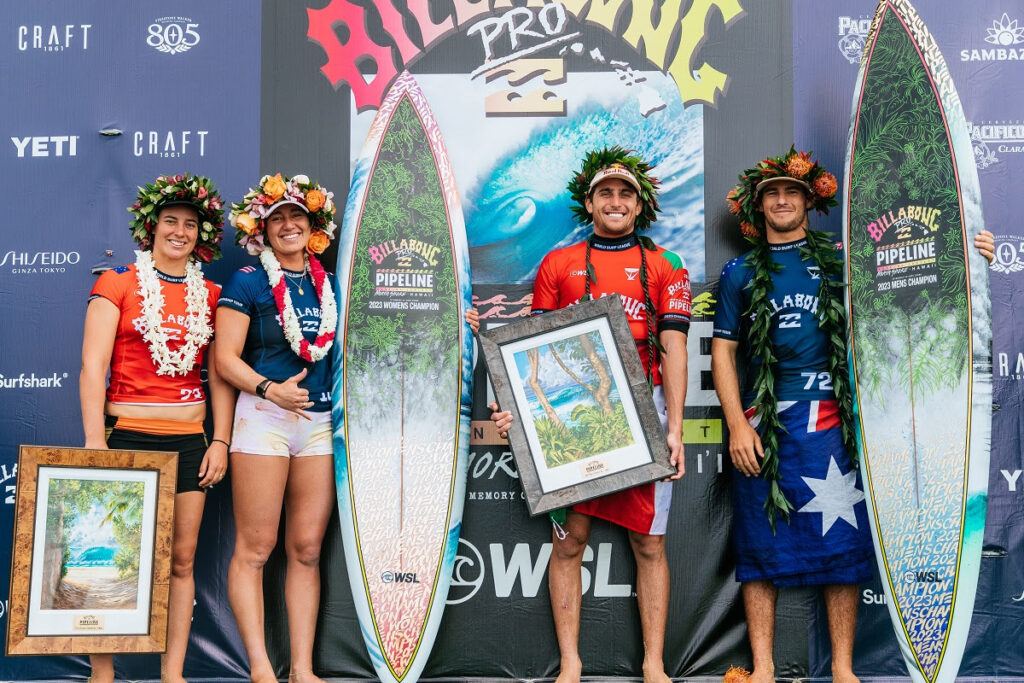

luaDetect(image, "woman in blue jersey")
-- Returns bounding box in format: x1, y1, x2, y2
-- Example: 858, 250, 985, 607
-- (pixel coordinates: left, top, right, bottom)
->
215, 174, 337, 683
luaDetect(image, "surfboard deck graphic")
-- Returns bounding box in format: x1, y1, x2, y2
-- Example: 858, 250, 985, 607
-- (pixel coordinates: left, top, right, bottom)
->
843, 2, 991, 682
333, 71, 473, 683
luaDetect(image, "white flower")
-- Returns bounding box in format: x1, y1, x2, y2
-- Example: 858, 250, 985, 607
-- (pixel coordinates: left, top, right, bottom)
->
291, 174, 310, 185
259, 249, 336, 362
135, 251, 212, 376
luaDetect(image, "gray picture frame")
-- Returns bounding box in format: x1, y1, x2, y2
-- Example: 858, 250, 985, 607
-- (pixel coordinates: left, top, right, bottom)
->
478, 295, 674, 516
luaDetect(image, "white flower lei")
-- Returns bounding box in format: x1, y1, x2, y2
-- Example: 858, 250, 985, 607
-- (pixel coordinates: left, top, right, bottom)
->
135, 251, 213, 376
259, 249, 337, 362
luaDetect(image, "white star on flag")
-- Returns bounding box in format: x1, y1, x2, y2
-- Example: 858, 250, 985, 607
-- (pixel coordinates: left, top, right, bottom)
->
797, 456, 865, 535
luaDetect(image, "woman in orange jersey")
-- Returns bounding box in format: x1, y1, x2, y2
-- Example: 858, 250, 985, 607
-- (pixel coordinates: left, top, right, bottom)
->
79, 174, 234, 683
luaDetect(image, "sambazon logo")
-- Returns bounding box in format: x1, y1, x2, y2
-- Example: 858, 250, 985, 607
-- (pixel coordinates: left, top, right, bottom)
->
962, 13, 1024, 61
968, 121, 1024, 170
989, 235, 1024, 275
11, 135, 78, 158
0, 372, 69, 389
837, 16, 871, 64
447, 538, 633, 605
1, 250, 80, 275
18, 24, 91, 51
133, 130, 208, 158
147, 17, 200, 54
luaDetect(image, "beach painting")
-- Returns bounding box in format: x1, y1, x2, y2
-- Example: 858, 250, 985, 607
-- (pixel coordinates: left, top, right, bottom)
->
501, 316, 653, 493
28, 466, 159, 636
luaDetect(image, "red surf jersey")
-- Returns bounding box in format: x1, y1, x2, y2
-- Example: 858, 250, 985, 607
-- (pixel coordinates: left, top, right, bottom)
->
89, 264, 220, 406
531, 235, 692, 385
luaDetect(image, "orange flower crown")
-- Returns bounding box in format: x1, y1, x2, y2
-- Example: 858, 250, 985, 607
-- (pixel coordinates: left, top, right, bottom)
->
128, 174, 225, 263
727, 146, 838, 240
229, 173, 337, 255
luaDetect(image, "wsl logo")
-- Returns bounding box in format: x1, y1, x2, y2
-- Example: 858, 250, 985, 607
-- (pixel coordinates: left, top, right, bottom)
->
381, 571, 419, 584
962, 13, 1024, 61
147, 17, 200, 54
837, 16, 870, 65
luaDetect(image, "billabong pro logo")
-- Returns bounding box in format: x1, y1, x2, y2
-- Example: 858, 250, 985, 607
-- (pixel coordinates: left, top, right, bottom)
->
837, 16, 870, 64
147, 17, 200, 54
961, 13, 1024, 61
990, 234, 1024, 275
1, 250, 81, 275
17, 24, 91, 51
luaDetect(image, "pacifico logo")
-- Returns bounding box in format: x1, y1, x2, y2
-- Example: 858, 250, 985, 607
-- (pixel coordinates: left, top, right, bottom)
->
836, 16, 870, 65
968, 121, 1024, 170
17, 24, 91, 51
11, 136, 78, 158
0, 250, 81, 274
146, 17, 200, 54
133, 130, 208, 158
0, 372, 69, 390
961, 13, 1024, 61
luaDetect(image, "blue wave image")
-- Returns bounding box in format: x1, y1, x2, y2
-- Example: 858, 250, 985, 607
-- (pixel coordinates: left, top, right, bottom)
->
465, 84, 704, 284
67, 545, 117, 568
523, 383, 625, 428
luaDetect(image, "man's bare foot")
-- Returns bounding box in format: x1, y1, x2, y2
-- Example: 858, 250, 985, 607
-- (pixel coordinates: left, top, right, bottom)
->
554, 656, 583, 683
642, 658, 673, 683
831, 667, 860, 683
748, 665, 775, 683
289, 671, 326, 683
160, 676, 187, 683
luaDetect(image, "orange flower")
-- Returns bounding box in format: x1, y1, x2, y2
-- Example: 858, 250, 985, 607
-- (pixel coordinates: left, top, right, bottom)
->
785, 152, 813, 179
305, 188, 326, 213
740, 221, 759, 238
813, 172, 838, 198
263, 173, 287, 201
236, 213, 258, 235
723, 666, 751, 683
728, 198, 741, 215
306, 230, 330, 255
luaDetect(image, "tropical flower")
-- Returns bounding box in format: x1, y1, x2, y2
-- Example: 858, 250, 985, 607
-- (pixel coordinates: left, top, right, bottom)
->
263, 173, 287, 201
785, 152, 814, 178
306, 231, 330, 255
305, 188, 326, 212
230, 173, 336, 255
813, 172, 838, 199
128, 174, 224, 262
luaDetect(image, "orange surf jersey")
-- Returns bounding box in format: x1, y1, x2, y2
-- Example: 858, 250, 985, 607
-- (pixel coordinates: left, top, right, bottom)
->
90, 264, 220, 406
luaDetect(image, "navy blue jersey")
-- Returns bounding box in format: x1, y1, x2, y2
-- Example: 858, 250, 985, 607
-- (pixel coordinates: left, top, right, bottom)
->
218, 265, 335, 411
714, 238, 837, 404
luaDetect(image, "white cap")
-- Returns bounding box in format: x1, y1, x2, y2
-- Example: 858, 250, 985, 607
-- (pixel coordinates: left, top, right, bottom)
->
588, 165, 642, 194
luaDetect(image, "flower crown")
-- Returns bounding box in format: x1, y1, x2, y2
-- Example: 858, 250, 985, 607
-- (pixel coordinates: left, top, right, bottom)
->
229, 173, 337, 255
567, 146, 661, 231
128, 174, 225, 263
727, 146, 839, 239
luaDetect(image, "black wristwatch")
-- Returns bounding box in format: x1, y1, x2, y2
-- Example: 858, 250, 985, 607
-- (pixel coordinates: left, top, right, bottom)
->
256, 378, 274, 399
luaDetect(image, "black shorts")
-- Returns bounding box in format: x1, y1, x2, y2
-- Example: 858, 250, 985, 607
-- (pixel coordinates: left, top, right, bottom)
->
104, 418, 208, 494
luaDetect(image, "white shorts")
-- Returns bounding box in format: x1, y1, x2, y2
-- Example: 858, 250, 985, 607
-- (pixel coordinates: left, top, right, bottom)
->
230, 392, 332, 458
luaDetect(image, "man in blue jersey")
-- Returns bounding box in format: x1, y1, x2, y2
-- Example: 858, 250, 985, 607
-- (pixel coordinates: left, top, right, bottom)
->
712, 148, 993, 683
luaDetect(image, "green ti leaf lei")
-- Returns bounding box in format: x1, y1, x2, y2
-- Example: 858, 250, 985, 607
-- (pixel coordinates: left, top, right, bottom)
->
745, 228, 857, 532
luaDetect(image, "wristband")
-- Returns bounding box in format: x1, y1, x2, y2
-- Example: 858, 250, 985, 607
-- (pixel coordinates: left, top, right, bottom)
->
211, 438, 230, 448
256, 378, 274, 399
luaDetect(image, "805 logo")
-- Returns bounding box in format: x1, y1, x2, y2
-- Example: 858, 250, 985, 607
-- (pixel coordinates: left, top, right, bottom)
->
147, 17, 200, 54
991, 235, 1024, 275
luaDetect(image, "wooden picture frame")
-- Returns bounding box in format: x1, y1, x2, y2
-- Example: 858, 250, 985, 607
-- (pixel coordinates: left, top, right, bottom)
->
6, 446, 177, 655
478, 295, 675, 516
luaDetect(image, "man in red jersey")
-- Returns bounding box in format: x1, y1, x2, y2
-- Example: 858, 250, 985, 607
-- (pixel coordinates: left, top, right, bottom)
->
491, 147, 690, 683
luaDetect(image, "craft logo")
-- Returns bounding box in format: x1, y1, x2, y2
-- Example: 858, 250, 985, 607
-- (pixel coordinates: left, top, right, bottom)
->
968, 121, 1024, 170
146, 17, 200, 54
961, 13, 1024, 61
381, 571, 419, 584
2, 461, 16, 506
17, 24, 91, 51
865, 204, 941, 291
307, 0, 740, 112
368, 238, 441, 307
837, 16, 870, 64
990, 234, 1024, 275
446, 538, 632, 604
133, 130, 208, 158
0, 372, 69, 390
997, 351, 1024, 381
0, 249, 81, 275
11, 135, 78, 158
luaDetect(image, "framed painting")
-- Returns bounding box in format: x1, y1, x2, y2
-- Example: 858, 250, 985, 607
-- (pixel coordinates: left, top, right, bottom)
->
478, 295, 675, 515
6, 446, 176, 655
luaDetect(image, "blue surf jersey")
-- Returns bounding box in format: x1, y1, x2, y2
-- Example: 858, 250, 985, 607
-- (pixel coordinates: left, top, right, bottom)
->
714, 238, 837, 404
218, 265, 336, 411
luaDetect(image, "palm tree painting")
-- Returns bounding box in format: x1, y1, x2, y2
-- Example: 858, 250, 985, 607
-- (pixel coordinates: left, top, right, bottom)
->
39, 477, 146, 611
512, 329, 633, 469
